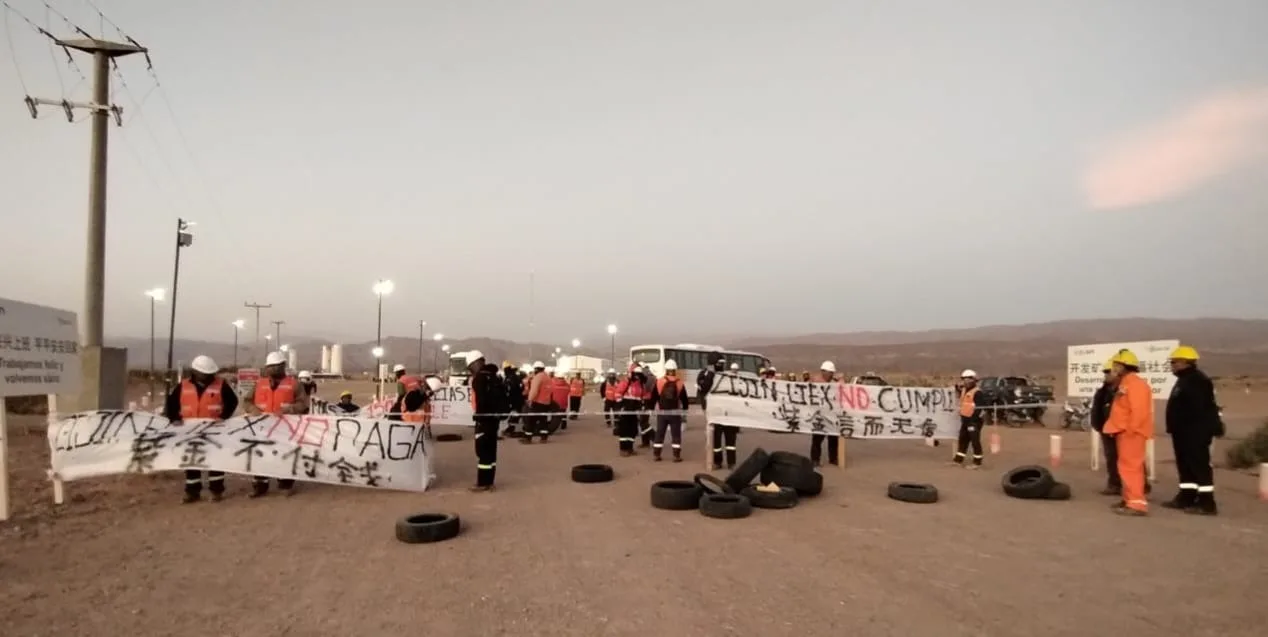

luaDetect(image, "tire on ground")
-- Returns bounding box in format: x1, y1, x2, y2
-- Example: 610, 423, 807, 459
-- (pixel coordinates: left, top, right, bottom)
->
698, 493, 753, 519
571, 464, 615, 484
740, 485, 799, 509
886, 482, 939, 504
651, 480, 703, 510
760, 462, 823, 496
768, 450, 814, 471
724, 447, 771, 492
1001, 465, 1057, 499
434, 433, 463, 442
1043, 481, 1072, 500
395, 513, 461, 544
693, 473, 733, 496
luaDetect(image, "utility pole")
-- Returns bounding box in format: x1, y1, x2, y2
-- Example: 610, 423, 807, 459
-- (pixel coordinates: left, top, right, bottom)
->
417, 320, 426, 372
271, 320, 285, 347
244, 301, 271, 365
24, 37, 146, 409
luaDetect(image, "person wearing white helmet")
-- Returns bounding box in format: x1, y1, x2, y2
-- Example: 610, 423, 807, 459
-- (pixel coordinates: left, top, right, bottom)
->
566, 369, 586, 422
549, 364, 572, 432
389, 364, 434, 425
599, 368, 619, 429
712, 361, 743, 469
809, 361, 841, 467
243, 350, 310, 497
637, 365, 657, 447
162, 355, 237, 503
651, 359, 690, 462
503, 361, 525, 436
952, 369, 986, 470
521, 360, 554, 444
729, 362, 740, 371
298, 370, 317, 396
613, 362, 650, 456
696, 358, 723, 412
466, 349, 508, 492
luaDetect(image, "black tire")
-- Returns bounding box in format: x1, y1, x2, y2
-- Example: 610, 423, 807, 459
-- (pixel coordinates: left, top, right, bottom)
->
740, 485, 799, 509
395, 513, 461, 544
434, 433, 463, 442
1001, 465, 1057, 499
724, 447, 771, 492
571, 464, 614, 484
759, 462, 823, 496
650, 480, 703, 510
1043, 482, 1072, 501
544, 416, 563, 435
887, 482, 939, 504
693, 473, 734, 496
768, 450, 814, 470
698, 493, 753, 519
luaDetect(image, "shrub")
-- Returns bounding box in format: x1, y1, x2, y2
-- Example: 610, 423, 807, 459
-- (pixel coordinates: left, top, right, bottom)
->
1225, 419, 1268, 470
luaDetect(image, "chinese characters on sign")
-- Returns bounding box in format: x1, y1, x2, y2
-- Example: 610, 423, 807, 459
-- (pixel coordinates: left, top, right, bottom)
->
1066, 340, 1179, 399
705, 374, 959, 440
47, 411, 432, 492
0, 297, 81, 397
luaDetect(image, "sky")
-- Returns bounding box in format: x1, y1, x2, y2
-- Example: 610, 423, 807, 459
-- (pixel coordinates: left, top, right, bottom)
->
2, 0, 1266, 348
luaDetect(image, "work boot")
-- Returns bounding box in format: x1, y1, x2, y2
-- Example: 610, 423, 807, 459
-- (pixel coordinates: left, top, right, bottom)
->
1160, 490, 1196, 510
469, 484, 494, 493
672, 450, 682, 463
1111, 504, 1147, 517
520, 436, 534, 445
1185, 492, 1218, 516
1099, 485, 1121, 496
181, 492, 200, 504
620, 450, 633, 458
654, 455, 663, 462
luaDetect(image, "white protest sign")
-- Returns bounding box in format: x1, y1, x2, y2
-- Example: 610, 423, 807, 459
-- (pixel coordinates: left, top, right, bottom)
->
1066, 340, 1178, 399
0, 297, 81, 397
314, 386, 477, 425
706, 374, 960, 439
48, 411, 432, 492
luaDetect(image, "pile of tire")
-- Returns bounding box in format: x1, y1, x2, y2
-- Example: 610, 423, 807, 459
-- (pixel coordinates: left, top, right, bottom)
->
648, 447, 820, 519
1001, 465, 1071, 500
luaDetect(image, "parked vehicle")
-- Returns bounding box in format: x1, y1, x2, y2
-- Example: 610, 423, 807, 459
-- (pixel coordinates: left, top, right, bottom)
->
850, 373, 889, 386
977, 376, 1055, 426
1062, 398, 1091, 431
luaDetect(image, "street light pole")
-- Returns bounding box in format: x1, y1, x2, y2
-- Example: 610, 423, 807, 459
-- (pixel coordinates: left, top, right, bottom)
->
432, 333, 444, 372
417, 320, 426, 371
144, 288, 164, 396
163, 220, 194, 393
231, 319, 245, 370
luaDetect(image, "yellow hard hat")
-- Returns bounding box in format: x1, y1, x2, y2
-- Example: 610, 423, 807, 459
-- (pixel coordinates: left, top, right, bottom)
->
1111, 349, 1139, 368
1169, 345, 1199, 361
1102, 359, 1114, 372
759, 367, 766, 374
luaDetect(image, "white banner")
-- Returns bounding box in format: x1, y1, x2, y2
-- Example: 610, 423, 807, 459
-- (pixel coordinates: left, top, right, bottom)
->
706, 374, 960, 439
48, 411, 432, 492
0, 296, 81, 397
314, 387, 477, 425
1066, 340, 1178, 399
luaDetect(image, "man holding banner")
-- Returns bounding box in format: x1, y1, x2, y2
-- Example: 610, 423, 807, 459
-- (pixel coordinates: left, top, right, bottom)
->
243, 351, 310, 497
163, 355, 238, 503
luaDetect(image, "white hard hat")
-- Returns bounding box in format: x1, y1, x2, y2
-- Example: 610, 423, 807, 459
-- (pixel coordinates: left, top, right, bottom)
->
665, 359, 678, 371
190, 355, 219, 375
730, 363, 739, 370
298, 370, 313, 379
546, 366, 555, 374
820, 361, 836, 373
466, 350, 485, 363
265, 351, 286, 366
533, 360, 545, 369
961, 369, 977, 379
767, 365, 777, 372
392, 364, 406, 373
606, 368, 616, 374
425, 377, 443, 392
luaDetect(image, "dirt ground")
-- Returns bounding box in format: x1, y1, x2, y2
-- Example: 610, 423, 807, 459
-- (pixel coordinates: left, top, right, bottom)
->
2, 384, 1266, 637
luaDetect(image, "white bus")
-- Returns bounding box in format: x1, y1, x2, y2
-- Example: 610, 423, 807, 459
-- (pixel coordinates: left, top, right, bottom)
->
628, 343, 771, 400
447, 351, 474, 387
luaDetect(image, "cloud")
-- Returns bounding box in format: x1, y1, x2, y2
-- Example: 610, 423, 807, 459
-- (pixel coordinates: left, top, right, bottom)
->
1082, 87, 1268, 211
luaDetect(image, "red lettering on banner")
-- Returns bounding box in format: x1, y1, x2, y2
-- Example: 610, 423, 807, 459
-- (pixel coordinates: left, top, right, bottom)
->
268, 414, 301, 440
837, 384, 872, 411
298, 416, 330, 447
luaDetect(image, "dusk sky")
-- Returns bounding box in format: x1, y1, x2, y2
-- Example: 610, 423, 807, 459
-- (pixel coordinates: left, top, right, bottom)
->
2, 0, 1265, 347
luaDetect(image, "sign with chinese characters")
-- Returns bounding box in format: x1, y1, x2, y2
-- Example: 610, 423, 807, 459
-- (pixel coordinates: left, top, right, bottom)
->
47, 411, 432, 492
1066, 340, 1178, 399
314, 386, 476, 425
0, 297, 81, 397
706, 374, 959, 439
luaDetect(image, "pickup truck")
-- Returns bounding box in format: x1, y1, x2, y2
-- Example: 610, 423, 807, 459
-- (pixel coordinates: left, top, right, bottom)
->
976, 376, 1055, 426
850, 373, 889, 386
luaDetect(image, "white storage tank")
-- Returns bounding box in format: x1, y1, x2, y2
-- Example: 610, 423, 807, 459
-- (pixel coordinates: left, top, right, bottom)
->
330, 344, 344, 376
287, 348, 298, 372
320, 345, 331, 373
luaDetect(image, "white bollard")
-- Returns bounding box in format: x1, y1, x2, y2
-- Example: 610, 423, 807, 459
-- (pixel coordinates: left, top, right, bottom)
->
1145, 439, 1156, 483
988, 427, 1001, 454
1089, 429, 1100, 471
1049, 434, 1062, 468
1259, 463, 1268, 502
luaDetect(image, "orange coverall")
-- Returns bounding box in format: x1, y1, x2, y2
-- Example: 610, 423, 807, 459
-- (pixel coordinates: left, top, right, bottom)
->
1102, 371, 1154, 512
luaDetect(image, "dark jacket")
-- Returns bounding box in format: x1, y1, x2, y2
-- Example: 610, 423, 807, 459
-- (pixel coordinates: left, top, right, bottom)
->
697, 369, 716, 397
1166, 366, 1222, 437
163, 377, 239, 422
959, 387, 987, 424
471, 364, 508, 420
504, 368, 524, 405
1090, 383, 1115, 432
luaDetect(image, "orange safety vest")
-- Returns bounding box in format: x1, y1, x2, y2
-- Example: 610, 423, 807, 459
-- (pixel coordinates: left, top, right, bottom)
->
531, 372, 553, 405
959, 387, 979, 418
254, 376, 298, 415
603, 380, 620, 401
399, 375, 421, 393
180, 378, 225, 419
402, 388, 429, 423
616, 377, 646, 402
551, 377, 570, 409
569, 377, 585, 397
656, 376, 685, 408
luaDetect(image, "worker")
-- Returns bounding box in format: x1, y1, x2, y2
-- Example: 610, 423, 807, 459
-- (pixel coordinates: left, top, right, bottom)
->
244, 351, 309, 497
298, 370, 317, 397
331, 390, 360, 414
599, 369, 619, 429
951, 369, 987, 469
551, 365, 572, 432
652, 359, 690, 462
639, 364, 657, 447
568, 372, 585, 421
801, 371, 811, 382
613, 363, 648, 456
504, 361, 524, 436
163, 355, 237, 503
1162, 345, 1223, 515
1092, 359, 1123, 494
764, 366, 778, 380
1103, 349, 1154, 516
520, 361, 554, 444
810, 361, 841, 466
697, 359, 720, 412
399, 372, 436, 428
467, 350, 506, 492
388, 364, 421, 421
711, 363, 743, 469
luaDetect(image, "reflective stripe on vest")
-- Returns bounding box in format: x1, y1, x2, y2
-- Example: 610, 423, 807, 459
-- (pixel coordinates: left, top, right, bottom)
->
180, 378, 225, 419
255, 376, 297, 415
959, 388, 978, 418
618, 378, 645, 402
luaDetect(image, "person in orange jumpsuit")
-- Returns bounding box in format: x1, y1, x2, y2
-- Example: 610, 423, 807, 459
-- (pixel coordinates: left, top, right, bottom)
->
1102, 349, 1154, 516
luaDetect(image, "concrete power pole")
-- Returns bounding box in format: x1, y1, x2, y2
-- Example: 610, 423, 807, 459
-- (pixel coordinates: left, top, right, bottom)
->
23, 37, 146, 410
244, 302, 271, 365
